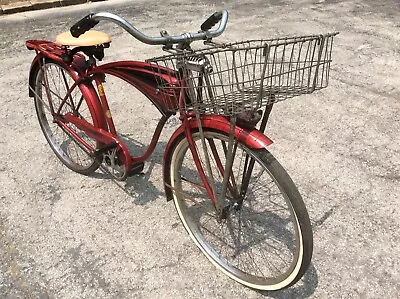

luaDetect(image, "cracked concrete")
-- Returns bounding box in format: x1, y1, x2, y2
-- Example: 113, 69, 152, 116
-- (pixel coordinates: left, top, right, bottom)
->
0, 0, 399, 298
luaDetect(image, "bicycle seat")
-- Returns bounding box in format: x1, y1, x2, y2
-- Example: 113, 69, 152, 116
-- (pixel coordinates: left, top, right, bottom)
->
56, 30, 111, 47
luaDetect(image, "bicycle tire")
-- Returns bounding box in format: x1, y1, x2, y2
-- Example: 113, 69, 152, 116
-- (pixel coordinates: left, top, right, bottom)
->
166, 129, 313, 290
33, 60, 101, 175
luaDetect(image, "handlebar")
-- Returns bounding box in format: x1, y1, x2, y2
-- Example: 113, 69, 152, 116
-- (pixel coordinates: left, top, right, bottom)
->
200, 11, 223, 31
70, 10, 229, 45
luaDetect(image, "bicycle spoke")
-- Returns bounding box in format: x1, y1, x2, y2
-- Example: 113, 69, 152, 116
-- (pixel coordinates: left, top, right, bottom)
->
181, 176, 206, 190
34, 62, 99, 173
207, 138, 240, 199
60, 67, 76, 111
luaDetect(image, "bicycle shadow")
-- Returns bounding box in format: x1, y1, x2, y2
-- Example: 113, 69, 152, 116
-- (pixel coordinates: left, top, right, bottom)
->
90, 132, 320, 295
259, 263, 318, 298
186, 194, 319, 298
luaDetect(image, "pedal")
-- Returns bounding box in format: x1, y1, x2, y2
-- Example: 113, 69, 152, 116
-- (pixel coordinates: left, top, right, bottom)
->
128, 162, 145, 176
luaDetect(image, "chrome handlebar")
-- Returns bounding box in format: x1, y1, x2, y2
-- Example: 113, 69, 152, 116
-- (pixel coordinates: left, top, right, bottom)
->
70, 10, 229, 45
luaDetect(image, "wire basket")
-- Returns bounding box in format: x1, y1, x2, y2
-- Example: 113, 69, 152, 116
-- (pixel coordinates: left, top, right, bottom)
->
147, 32, 338, 116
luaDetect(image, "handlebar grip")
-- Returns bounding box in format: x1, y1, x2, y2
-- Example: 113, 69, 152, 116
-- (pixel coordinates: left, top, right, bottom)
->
200, 11, 223, 31
70, 13, 99, 38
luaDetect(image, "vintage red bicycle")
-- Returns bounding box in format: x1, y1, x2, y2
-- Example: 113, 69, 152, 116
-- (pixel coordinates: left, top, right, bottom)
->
26, 10, 337, 290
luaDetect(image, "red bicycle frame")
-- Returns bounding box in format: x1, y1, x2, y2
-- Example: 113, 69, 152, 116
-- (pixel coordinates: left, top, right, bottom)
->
27, 40, 274, 205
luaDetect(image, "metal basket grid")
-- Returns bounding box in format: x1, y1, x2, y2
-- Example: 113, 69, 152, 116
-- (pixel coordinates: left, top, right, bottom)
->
148, 33, 337, 116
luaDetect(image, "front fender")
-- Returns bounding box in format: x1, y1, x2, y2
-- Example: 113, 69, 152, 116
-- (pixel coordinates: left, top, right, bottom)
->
163, 115, 273, 200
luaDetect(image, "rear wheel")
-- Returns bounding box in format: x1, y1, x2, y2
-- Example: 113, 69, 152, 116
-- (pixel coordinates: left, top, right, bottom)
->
33, 61, 101, 175
167, 130, 313, 290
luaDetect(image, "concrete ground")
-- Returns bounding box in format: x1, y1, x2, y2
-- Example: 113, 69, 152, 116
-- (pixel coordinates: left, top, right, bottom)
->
0, 0, 102, 15
0, 0, 399, 298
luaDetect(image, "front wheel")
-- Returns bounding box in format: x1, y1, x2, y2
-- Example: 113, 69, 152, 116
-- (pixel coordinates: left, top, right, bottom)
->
167, 129, 313, 290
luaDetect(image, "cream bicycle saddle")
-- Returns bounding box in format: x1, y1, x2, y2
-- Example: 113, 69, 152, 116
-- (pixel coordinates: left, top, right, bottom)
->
56, 30, 111, 47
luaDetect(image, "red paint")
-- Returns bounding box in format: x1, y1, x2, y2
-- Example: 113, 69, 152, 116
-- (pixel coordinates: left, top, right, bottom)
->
63, 113, 132, 172
165, 115, 273, 155
183, 110, 217, 205
91, 61, 180, 114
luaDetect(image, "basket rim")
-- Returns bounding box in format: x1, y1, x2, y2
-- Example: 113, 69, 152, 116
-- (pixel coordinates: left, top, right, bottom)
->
146, 32, 339, 62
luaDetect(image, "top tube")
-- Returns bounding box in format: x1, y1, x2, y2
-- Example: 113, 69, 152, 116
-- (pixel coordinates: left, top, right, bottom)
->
73, 10, 229, 46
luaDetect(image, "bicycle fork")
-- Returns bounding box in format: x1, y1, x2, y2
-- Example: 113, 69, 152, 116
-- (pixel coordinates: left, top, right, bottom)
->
181, 110, 239, 220
181, 105, 274, 220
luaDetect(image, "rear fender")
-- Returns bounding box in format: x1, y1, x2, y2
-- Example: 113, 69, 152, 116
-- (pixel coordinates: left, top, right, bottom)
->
26, 40, 107, 130
27, 40, 89, 97
163, 115, 273, 200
